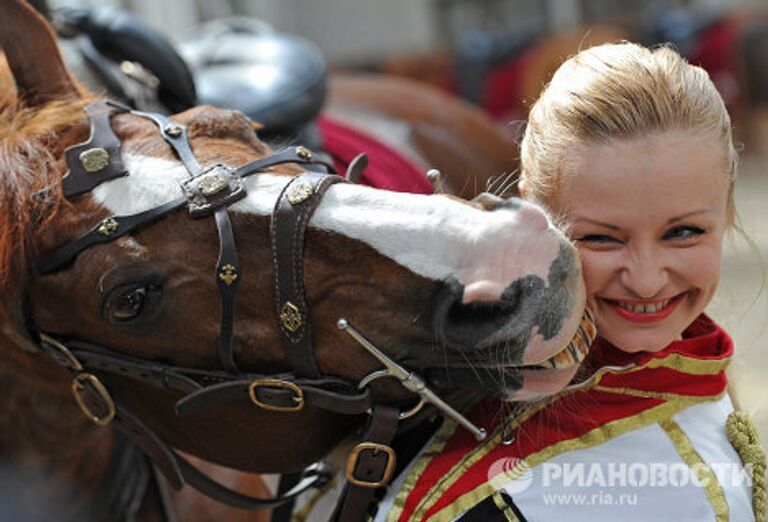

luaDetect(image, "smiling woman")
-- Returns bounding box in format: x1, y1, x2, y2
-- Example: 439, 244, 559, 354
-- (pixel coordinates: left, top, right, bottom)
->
504, 42, 763, 521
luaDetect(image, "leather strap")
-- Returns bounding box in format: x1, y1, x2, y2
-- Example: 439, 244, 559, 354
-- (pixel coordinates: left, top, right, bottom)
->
75, 376, 183, 488
150, 463, 179, 522
271, 172, 346, 378
335, 405, 400, 522
133, 111, 202, 177
214, 209, 241, 372
175, 455, 331, 510
234, 146, 337, 178
36, 195, 187, 274
75, 367, 332, 509
36, 147, 334, 275
62, 100, 129, 198
38, 335, 372, 416
39, 336, 202, 392
175, 378, 371, 417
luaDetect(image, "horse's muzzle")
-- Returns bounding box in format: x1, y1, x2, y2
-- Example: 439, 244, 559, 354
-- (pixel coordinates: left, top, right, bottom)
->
430, 243, 582, 367
432, 276, 536, 360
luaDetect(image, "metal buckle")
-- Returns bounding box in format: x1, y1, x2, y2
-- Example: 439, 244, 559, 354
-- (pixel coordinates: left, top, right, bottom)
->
71, 373, 116, 426
181, 164, 246, 217
346, 442, 396, 488
39, 333, 83, 371
248, 379, 305, 413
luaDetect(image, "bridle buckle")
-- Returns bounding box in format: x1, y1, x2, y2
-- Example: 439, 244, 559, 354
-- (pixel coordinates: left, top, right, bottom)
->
345, 442, 396, 488
72, 373, 116, 426
248, 379, 305, 413
39, 333, 83, 371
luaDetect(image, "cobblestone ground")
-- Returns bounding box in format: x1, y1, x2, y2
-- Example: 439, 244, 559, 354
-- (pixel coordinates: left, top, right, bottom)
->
707, 151, 768, 441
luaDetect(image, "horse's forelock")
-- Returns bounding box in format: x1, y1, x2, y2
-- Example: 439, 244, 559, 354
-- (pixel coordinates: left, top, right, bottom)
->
0, 60, 94, 287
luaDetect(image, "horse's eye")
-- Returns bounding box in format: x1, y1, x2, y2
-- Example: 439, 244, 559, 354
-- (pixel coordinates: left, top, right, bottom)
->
104, 283, 161, 324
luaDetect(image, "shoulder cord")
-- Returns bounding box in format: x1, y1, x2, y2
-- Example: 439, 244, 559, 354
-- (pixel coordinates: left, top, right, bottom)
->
726, 411, 766, 521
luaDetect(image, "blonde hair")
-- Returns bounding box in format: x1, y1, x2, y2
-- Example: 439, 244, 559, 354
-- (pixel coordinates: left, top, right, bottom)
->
520, 42, 738, 225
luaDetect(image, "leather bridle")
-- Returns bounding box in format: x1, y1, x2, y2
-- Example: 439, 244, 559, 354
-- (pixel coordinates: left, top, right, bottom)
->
29, 100, 491, 521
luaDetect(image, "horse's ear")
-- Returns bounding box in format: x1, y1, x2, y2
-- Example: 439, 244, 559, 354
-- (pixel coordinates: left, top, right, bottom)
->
0, 0, 79, 105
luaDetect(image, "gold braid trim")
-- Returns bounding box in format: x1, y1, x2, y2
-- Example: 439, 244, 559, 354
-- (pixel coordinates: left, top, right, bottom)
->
659, 418, 729, 521
592, 384, 704, 402
385, 418, 459, 522
726, 411, 766, 521
491, 491, 521, 522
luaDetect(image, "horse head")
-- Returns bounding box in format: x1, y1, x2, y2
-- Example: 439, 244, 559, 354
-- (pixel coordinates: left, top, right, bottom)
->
0, 0, 590, 482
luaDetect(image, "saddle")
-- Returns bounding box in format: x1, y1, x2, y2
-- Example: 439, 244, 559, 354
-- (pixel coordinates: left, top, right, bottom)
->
52, 5, 326, 141
180, 18, 328, 137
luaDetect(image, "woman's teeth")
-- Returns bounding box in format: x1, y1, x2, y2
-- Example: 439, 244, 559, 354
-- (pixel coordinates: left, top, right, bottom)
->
616, 299, 671, 314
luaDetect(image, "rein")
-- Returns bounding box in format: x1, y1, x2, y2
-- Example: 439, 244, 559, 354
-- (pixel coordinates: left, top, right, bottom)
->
29, 100, 487, 521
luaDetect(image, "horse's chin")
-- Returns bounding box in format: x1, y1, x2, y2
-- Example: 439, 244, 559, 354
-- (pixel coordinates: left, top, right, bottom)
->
501, 365, 581, 402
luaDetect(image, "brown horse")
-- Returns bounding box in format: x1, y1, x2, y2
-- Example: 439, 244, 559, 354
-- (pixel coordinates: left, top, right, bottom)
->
0, 1, 590, 520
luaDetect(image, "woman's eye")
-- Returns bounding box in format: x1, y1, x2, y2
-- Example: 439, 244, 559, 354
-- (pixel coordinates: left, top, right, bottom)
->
664, 226, 706, 241
104, 283, 160, 323
574, 234, 620, 245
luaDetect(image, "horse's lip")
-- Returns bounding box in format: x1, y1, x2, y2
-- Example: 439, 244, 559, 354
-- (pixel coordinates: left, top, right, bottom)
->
408, 309, 596, 373
520, 307, 597, 370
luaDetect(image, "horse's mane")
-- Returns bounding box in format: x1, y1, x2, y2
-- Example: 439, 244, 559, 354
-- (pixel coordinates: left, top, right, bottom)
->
0, 57, 94, 287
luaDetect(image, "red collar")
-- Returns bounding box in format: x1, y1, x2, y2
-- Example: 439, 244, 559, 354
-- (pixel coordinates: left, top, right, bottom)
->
584, 313, 732, 371
581, 314, 732, 398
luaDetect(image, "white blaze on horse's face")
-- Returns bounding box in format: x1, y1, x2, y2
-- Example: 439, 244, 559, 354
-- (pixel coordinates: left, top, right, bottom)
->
93, 153, 585, 370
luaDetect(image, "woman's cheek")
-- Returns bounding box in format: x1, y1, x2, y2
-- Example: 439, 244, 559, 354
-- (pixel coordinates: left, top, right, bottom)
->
575, 247, 618, 297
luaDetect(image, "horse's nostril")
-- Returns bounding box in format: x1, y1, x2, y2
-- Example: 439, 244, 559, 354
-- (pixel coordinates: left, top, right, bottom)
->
432, 278, 524, 350
447, 300, 517, 335
462, 281, 505, 304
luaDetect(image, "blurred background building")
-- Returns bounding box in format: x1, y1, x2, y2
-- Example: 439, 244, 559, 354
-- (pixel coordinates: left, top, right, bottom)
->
49, 0, 765, 59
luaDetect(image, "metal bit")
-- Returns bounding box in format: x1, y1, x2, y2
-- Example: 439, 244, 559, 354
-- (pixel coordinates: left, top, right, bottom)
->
346, 153, 368, 183
337, 318, 487, 441
426, 169, 443, 194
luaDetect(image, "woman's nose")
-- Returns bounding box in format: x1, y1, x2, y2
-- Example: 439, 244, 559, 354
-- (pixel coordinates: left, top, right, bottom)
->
620, 249, 669, 298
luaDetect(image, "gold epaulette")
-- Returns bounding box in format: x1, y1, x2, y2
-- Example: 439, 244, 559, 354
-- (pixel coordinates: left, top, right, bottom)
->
726, 411, 766, 521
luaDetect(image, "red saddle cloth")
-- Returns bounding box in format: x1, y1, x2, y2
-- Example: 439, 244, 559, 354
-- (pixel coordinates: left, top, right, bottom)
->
317, 115, 433, 194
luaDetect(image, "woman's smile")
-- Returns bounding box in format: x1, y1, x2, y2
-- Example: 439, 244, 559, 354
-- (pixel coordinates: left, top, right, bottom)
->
598, 291, 687, 324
